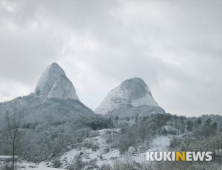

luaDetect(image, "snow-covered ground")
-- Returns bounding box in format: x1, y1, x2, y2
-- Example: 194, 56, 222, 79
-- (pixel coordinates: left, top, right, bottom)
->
0, 161, 65, 170
1, 129, 176, 169
0, 155, 18, 161
60, 129, 174, 168
60, 129, 121, 168
19, 162, 65, 170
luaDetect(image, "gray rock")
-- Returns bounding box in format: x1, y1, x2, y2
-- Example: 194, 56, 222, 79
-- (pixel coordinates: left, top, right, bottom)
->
47, 75, 79, 100
95, 77, 165, 118
35, 62, 79, 101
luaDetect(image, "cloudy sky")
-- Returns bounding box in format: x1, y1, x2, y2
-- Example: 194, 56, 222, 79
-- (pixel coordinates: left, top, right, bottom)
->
0, 0, 222, 117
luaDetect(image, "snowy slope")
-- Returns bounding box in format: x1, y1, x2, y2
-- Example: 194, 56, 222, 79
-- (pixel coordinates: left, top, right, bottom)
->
19, 162, 65, 170
95, 77, 160, 115
0, 130, 176, 169
60, 129, 121, 168
94, 86, 126, 115
59, 129, 173, 168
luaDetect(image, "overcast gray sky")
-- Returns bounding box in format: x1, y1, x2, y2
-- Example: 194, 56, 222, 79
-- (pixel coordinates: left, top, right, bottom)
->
0, 0, 222, 117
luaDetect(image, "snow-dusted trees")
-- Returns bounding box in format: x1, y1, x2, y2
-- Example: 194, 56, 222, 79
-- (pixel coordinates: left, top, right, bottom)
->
153, 114, 171, 134
67, 154, 99, 170
196, 117, 202, 125
118, 126, 137, 154
68, 154, 84, 170
169, 136, 181, 148
186, 120, 194, 131
193, 123, 217, 138
117, 114, 170, 154
5, 110, 22, 170
209, 134, 222, 155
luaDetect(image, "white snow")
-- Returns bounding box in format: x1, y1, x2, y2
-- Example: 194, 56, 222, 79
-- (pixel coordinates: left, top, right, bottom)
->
148, 135, 171, 152
94, 86, 125, 115
0, 156, 13, 159
59, 129, 173, 168
47, 75, 79, 100
35, 63, 66, 99
127, 135, 173, 164
20, 162, 65, 170
131, 92, 159, 107
0, 161, 65, 170
0, 155, 18, 161
59, 129, 121, 168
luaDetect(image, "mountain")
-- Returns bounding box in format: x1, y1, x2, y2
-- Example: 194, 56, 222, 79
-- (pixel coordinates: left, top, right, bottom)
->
95, 77, 165, 118
0, 63, 95, 129
35, 63, 79, 100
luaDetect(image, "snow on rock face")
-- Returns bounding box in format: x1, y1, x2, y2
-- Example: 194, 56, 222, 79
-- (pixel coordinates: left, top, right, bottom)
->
131, 87, 159, 107
94, 86, 126, 115
94, 77, 159, 115
35, 63, 79, 100
47, 75, 79, 100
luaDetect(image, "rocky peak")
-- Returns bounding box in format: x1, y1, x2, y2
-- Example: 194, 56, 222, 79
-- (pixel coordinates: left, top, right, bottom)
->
94, 77, 159, 115
35, 63, 79, 100
120, 77, 152, 99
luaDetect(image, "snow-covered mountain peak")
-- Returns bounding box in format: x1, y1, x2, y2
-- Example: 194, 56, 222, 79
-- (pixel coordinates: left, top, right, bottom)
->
94, 77, 159, 115
35, 63, 79, 100
47, 75, 79, 100
120, 77, 152, 99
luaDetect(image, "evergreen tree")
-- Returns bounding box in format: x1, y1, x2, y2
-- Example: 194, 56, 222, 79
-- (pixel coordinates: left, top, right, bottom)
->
186, 120, 194, 131
196, 117, 202, 126
211, 122, 217, 130
205, 118, 212, 125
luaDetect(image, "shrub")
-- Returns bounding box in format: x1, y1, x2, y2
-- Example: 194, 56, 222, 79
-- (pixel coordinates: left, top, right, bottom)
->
89, 131, 100, 138
170, 136, 181, 148
100, 163, 112, 170
92, 143, 100, 152
68, 154, 85, 170
52, 158, 62, 168
82, 139, 93, 149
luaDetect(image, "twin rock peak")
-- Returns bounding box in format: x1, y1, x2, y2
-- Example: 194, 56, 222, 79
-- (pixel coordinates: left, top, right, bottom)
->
34, 63, 162, 115
35, 63, 79, 101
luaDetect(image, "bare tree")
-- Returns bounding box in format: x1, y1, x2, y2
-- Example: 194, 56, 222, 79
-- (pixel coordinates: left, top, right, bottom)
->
5, 109, 22, 170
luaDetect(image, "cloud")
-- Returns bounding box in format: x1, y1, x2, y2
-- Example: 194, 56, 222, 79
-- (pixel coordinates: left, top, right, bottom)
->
0, 0, 222, 116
